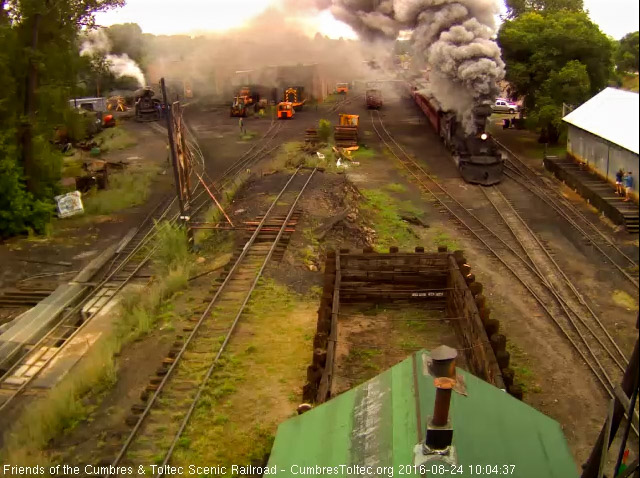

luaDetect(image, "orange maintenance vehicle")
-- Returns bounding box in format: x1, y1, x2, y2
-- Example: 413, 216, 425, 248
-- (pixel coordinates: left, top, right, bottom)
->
336, 82, 349, 94
277, 101, 295, 119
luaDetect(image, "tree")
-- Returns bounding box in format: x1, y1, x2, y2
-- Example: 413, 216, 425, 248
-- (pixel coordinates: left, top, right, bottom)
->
0, 0, 123, 236
616, 31, 639, 72
505, 0, 583, 19
498, 11, 614, 142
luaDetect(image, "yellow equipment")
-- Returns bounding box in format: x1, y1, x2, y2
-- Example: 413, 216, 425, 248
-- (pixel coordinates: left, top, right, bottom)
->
335, 113, 359, 147
106, 96, 127, 112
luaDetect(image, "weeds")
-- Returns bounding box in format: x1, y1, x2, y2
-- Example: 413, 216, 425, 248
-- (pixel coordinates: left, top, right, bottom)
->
360, 189, 417, 251
94, 127, 137, 152
83, 166, 159, 215
385, 183, 407, 193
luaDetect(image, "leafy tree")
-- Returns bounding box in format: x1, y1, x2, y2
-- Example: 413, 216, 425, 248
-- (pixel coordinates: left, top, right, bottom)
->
616, 31, 639, 72
505, 0, 583, 19
498, 11, 613, 142
0, 0, 123, 237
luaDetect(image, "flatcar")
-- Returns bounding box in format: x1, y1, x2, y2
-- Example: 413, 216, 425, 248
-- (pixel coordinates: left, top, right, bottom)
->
411, 88, 503, 185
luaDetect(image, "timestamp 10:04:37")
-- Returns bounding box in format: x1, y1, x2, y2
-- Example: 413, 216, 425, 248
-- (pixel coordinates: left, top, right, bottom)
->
399, 464, 516, 475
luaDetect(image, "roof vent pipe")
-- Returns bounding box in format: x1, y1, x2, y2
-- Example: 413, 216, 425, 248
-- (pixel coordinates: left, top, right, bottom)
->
423, 345, 457, 454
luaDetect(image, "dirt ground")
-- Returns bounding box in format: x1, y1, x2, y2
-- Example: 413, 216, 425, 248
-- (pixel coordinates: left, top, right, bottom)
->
333, 305, 463, 395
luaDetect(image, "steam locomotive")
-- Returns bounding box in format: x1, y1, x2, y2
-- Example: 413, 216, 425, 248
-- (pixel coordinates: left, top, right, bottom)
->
411, 87, 503, 185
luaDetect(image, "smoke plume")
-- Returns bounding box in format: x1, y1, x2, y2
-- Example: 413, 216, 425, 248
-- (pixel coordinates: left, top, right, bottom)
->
317, 0, 505, 132
81, 29, 146, 88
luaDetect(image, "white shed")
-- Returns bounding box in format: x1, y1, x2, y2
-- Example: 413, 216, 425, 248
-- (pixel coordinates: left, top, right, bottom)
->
563, 87, 639, 194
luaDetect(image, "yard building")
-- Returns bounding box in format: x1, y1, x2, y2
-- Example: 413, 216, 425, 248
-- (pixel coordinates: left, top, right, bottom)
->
563, 87, 639, 200
268, 348, 578, 477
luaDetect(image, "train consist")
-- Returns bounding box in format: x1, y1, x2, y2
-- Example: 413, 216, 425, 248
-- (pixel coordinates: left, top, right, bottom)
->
410, 87, 503, 185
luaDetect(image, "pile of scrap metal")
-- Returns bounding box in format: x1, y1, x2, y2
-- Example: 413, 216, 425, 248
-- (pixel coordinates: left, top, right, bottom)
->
334, 114, 359, 148
74, 159, 109, 193
134, 87, 162, 122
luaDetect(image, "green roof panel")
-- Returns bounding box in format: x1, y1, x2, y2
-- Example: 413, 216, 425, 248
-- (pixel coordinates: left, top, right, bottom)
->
268, 350, 578, 478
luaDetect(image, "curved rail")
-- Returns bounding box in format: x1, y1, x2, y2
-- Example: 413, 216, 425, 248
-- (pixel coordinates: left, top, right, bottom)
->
369, 110, 633, 407
495, 138, 638, 288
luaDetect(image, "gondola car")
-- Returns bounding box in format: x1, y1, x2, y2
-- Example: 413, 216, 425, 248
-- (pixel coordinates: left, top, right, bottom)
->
411, 88, 503, 185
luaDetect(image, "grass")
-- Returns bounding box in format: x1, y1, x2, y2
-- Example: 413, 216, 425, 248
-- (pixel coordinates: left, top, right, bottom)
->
170, 278, 317, 471
239, 130, 258, 141
487, 120, 567, 160
384, 183, 407, 193
0, 224, 193, 467
506, 342, 541, 394
271, 141, 308, 171
82, 165, 159, 215
612, 290, 638, 311
94, 126, 137, 152
350, 145, 377, 160
360, 189, 418, 251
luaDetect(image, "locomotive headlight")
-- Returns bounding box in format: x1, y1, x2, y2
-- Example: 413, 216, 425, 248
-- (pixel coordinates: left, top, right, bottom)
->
480, 133, 488, 141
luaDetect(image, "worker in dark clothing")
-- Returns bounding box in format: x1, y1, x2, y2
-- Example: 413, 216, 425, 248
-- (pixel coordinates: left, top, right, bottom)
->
239, 117, 245, 135
615, 169, 624, 195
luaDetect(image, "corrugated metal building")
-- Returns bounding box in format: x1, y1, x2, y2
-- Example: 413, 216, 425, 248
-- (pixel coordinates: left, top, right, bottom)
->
563, 88, 639, 198
268, 349, 578, 477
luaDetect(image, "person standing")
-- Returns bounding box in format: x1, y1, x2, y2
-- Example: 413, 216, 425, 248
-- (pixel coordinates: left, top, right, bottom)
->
616, 169, 625, 195
623, 171, 634, 202
239, 117, 245, 135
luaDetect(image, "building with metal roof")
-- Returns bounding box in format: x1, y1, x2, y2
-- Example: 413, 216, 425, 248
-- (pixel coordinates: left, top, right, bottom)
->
268, 348, 578, 478
563, 87, 639, 196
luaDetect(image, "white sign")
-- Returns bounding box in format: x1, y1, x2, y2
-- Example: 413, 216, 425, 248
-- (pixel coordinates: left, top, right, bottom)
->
55, 191, 84, 218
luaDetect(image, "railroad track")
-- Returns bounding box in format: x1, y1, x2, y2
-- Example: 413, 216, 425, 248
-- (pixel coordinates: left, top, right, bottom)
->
328, 92, 364, 113
0, 114, 275, 417
369, 110, 635, 417
107, 167, 316, 477
0, 193, 182, 414
493, 139, 639, 288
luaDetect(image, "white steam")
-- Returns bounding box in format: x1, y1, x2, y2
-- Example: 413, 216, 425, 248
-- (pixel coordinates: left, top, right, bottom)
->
316, 0, 505, 133
80, 29, 146, 88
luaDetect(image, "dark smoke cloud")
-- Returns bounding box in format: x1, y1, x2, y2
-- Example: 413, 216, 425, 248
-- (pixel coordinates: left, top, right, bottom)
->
317, 0, 505, 133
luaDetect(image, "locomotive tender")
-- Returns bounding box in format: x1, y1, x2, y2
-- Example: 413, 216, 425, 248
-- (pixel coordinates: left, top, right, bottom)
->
411, 87, 503, 185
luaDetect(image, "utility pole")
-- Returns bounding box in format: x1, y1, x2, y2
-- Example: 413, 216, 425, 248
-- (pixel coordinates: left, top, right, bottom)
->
161, 77, 193, 249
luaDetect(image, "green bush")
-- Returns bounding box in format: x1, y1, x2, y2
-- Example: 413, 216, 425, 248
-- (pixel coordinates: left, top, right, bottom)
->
0, 134, 53, 238
318, 119, 332, 142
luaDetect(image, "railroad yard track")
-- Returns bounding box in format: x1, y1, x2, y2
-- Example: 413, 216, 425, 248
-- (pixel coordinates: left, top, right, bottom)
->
370, 110, 636, 425
328, 92, 364, 113
0, 193, 179, 414
0, 115, 290, 421
493, 139, 639, 288
107, 167, 316, 477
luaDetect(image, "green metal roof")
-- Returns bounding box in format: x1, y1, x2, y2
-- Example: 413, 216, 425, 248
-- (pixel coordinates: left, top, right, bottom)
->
268, 350, 578, 477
